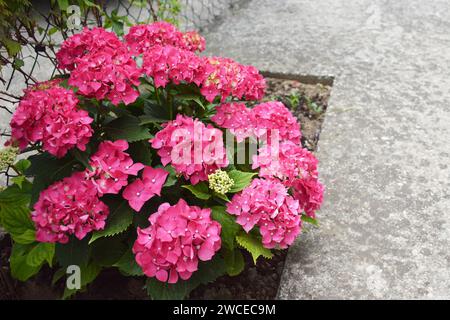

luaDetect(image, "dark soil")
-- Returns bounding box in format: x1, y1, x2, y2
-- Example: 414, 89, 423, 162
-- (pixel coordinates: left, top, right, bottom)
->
0, 77, 331, 300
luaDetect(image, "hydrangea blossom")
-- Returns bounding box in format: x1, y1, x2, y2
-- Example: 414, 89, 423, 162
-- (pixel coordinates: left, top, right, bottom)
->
182, 31, 206, 52
150, 115, 228, 185
68, 47, 141, 105
123, 166, 169, 212
251, 101, 301, 144
208, 169, 234, 194
133, 199, 221, 283
125, 22, 206, 55
252, 141, 324, 218
32, 172, 109, 244
200, 57, 266, 102
9, 87, 93, 157
142, 45, 208, 88
86, 140, 144, 195
56, 27, 124, 71
227, 178, 301, 249
211, 102, 255, 142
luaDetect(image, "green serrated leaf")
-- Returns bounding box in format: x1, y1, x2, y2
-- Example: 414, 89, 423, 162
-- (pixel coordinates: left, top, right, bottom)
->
146, 255, 226, 300
105, 115, 152, 142
211, 206, 240, 250
12, 229, 36, 244
182, 182, 211, 200
11, 175, 26, 188
223, 249, 245, 276
2, 38, 21, 57
0, 184, 31, 207
114, 248, 144, 276
236, 232, 273, 264
301, 214, 319, 226
26, 242, 55, 267
89, 199, 133, 244
227, 170, 257, 193
14, 159, 31, 174
0, 205, 34, 236
9, 243, 42, 281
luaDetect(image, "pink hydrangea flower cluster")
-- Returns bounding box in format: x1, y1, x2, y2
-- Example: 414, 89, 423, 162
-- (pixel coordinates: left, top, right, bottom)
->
133, 199, 221, 283
182, 31, 206, 52
32, 172, 109, 244
212, 101, 301, 144
200, 57, 266, 102
142, 45, 207, 88
227, 178, 301, 249
211, 102, 254, 142
252, 141, 323, 218
56, 27, 124, 71
68, 45, 141, 106
123, 166, 169, 212
150, 114, 228, 185
125, 22, 205, 55
9, 86, 93, 158
86, 140, 144, 196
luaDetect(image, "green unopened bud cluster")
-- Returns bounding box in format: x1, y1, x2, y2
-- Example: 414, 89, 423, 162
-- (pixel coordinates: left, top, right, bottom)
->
0, 146, 19, 171
208, 170, 234, 194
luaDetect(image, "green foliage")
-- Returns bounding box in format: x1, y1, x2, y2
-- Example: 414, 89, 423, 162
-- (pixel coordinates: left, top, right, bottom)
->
26, 242, 55, 267
104, 115, 152, 142
9, 243, 42, 281
114, 248, 144, 276
227, 170, 257, 193
182, 182, 211, 200
89, 198, 134, 244
55, 237, 90, 268
301, 214, 319, 226
210, 206, 240, 250
236, 232, 273, 264
223, 248, 245, 276
146, 255, 226, 300
63, 262, 102, 299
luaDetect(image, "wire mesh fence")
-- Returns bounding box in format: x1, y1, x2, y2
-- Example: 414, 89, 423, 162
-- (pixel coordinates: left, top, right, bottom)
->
0, 0, 245, 185
0, 0, 244, 124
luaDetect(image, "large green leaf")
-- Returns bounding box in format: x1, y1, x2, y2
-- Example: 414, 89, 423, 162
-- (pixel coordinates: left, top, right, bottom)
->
182, 182, 210, 200
91, 236, 127, 267
146, 255, 226, 300
223, 248, 245, 276
227, 170, 257, 193
211, 206, 240, 250
105, 115, 152, 142
114, 248, 144, 276
235, 232, 273, 264
55, 237, 90, 268
12, 229, 36, 244
9, 243, 42, 281
26, 242, 55, 267
63, 262, 102, 299
0, 184, 31, 207
89, 199, 133, 244
126, 141, 152, 166
26, 153, 75, 206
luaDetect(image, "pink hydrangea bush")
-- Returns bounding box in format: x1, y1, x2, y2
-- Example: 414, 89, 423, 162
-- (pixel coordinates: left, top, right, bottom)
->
1, 22, 323, 299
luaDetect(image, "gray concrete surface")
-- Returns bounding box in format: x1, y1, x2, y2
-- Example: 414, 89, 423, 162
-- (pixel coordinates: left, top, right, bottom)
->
203, 0, 450, 299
